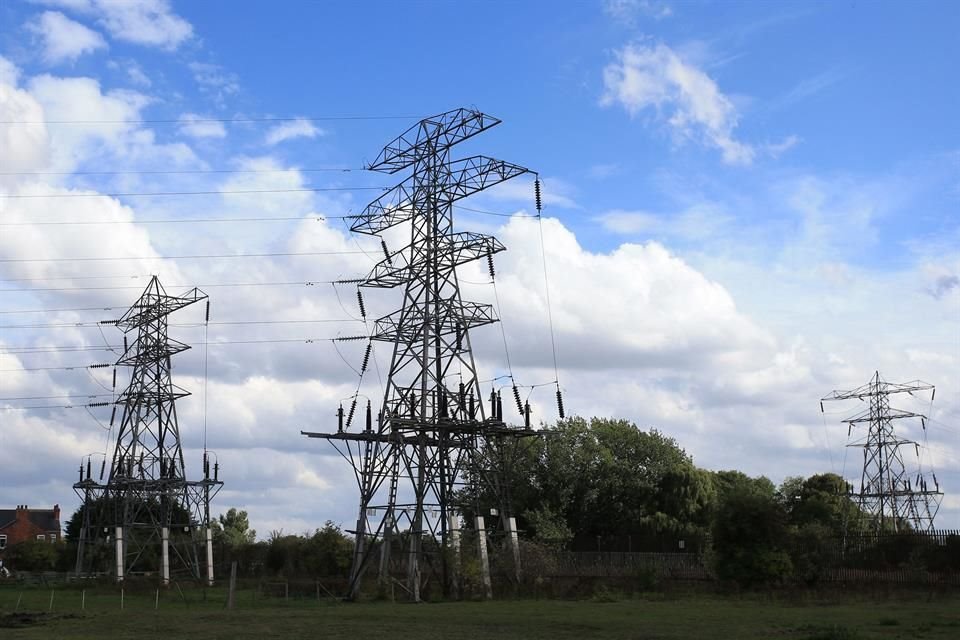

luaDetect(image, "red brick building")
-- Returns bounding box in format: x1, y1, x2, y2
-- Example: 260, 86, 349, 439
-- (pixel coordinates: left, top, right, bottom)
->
0, 504, 62, 557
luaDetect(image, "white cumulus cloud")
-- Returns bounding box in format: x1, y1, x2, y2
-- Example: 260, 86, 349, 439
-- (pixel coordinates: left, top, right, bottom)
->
32, 0, 193, 50
27, 11, 108, 64
264, 118, 323, 146
601, 42, 758, 165
178, 113, 227, 139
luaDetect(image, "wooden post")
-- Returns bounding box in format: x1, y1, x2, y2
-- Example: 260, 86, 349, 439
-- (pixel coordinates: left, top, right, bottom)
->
227, 561, 238, 610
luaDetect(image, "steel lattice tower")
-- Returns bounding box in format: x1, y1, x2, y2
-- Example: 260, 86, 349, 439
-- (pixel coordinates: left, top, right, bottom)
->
303, 108, 546, 601
74, 276, 223, 583
822, 371, 942, 533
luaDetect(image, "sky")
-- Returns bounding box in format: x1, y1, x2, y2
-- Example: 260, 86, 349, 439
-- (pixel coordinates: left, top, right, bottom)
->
0, 0, 958, 536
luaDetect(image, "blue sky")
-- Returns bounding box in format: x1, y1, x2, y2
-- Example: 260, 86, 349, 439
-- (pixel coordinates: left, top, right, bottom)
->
0, 0, 958, 533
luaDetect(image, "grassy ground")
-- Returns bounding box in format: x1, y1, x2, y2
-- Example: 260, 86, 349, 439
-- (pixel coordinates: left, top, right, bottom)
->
1, 586, 958, 639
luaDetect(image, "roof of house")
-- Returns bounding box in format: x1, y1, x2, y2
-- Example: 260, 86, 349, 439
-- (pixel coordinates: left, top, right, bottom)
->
0, 508, 61, 533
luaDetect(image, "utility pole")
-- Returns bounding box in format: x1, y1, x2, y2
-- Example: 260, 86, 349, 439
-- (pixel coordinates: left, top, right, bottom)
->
303, 108, 552, 600
74, 276, 222, 582
822, 371, 942, 533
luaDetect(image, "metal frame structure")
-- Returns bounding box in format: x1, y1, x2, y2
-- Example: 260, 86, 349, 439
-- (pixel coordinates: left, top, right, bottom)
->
303, 108, 542, 601
823, 371, 942, 533
74, 276, 222, 583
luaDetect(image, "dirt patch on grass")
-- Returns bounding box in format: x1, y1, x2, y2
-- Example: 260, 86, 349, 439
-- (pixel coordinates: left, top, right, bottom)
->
0, 612, 82, 628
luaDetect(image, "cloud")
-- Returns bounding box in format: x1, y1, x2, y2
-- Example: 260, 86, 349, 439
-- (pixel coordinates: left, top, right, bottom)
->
33, 0, 192, 50
27, 11, 108, 64
178, 113, 227, 139
597, 203, 733, 241
604, 0, 672, 24
264, 118, 323, 146
188, 62, 240, 106
930, 274, 959, 299
602, 42, 783, 165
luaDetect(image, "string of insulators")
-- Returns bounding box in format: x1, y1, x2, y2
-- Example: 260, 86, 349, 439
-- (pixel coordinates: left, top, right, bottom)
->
556, 388, 565, 419
346, 397, 357, 428
123, 335, 128, 352
205, 300, 211, 322
204, 453, 210, 479
468, 393, 475, 419
112, 368, 116, 389
88, 401, 110, 407
512, 384, 523, 417
365, 400, 372, 432
99, 459, 106, 480
109, 405, 117, 425
356, 289, 367, 319
89, 363, 110, 369
487, 253, 496, 280
496, 391, 503, 421
381, 239, 392, 265
456, 323, 463, 351
337, 404, 344, 433
534, 178, 542, 212
85, 458, 91, 480
214, 461, 219, 481
360, 342, 372, 374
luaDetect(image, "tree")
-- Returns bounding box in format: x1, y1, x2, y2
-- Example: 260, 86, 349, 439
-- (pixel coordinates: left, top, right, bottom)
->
211, 508, 256, 547
4, 540, 59, 572
711, 482, 792, 588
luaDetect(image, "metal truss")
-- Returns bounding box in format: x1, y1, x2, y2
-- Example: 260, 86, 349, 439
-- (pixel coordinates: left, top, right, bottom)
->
823, 371, 942, 533
74, 276, 222, 583
303, 108, 541, 601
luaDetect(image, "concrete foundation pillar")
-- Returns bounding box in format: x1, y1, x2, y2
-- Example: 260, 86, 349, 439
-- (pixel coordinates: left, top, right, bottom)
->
206, 526, 214, 586
161, 527, 170, 585
114, 526, 124, 582
475, 516, 492, 600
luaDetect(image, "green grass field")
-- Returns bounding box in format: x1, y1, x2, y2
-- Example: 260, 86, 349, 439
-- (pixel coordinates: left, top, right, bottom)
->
1, 587, 958, 639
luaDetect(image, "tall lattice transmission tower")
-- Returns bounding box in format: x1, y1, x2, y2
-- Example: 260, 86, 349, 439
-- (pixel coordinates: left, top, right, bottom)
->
303, 108, 558, 601
74, 276, 222, 583
822, 371, 942, 533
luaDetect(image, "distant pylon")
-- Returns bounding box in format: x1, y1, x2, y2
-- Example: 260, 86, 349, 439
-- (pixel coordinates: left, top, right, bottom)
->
74, 276, 222, 583
822, 371, 942, 533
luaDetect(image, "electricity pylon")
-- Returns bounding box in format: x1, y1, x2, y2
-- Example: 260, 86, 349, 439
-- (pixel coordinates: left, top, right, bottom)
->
74, 276, 222, 583
303, 108, 548, 601
822, 371, 942, 533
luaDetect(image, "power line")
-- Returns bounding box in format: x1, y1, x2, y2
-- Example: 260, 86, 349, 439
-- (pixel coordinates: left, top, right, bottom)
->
0, 250, 367, 263
1, 336, 348, 354
0, 167, 357, 177
0, 279, 341, 293
0, 115, 417, 125
0, 215, 329, 227
0, 186, 388, 199
0, 306, 126, 315
0, 318, 362, 330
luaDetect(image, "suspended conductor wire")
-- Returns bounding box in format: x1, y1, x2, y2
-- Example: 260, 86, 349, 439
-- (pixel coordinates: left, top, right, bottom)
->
0, 186, 389, 199
203, 302, 211, 452
0, 250, 368, 263
332, 339, 362, 377
0, 215, 328, 227
489, 272, 515, 383
1, 114, 418, 125
535, 175, 561, 387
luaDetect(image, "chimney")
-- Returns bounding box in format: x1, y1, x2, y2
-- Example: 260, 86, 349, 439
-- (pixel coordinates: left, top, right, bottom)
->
53, 504, 61, 523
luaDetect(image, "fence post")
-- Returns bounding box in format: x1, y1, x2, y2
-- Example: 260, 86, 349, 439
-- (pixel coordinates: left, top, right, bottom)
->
227, 561, 238, 610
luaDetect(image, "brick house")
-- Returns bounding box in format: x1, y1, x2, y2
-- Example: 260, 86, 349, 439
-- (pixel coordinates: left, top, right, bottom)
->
0, 504, 62, 557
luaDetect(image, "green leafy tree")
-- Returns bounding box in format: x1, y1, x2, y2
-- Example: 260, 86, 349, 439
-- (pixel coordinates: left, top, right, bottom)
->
711, 483, 792, 588
4, 539, 59, 572
212, 508, 257, 547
